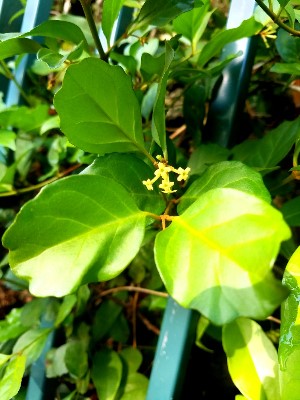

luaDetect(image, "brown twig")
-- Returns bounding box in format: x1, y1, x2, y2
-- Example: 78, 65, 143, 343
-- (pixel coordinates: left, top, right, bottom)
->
99, 286, 169, 298
138, 312, 160, 335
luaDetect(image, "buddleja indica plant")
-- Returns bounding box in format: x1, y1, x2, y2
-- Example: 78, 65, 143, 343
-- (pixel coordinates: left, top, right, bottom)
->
1, 0, 300, 398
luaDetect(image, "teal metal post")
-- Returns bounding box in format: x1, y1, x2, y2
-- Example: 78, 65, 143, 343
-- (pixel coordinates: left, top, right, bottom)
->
5, 0, 54, 106
146, 300, 198, 400
146, 1, 257, 399
205, 0, 258, 147
0, 0, 24, 99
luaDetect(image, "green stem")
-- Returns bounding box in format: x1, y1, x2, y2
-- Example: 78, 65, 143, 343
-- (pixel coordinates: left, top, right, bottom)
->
0, 60, 32, 105
79, 0, 106, 60
254, 0, 300, 37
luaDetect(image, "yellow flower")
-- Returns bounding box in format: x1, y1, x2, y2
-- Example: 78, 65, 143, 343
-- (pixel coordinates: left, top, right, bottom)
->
159, 179, 176, 194
176, 167, 191, 181
142, 179, 154, 190
142, 155, 191, 194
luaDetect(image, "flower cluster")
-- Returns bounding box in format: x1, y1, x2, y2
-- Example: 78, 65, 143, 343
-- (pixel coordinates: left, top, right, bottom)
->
143, 155, 191, 194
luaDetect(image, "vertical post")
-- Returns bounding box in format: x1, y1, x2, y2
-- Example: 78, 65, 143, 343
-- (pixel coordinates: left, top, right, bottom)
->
205, 0, 258, 147
5, 0, 54, 106
0, 0, 24, 99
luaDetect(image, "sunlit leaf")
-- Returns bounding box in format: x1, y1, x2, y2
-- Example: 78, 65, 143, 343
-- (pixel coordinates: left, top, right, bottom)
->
81, 153, 165, 214
155, 188, 290, 325
54, 58, 146, 155
279, 246, 300, 400
223, 318, 280, 400
0, 355, 26, 400
3, 175, 146, 297
178, 161, 271, 213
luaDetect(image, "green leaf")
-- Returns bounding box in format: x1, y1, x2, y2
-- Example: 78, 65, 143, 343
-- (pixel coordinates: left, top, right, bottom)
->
155, 188, 290, 325
92, 349, 123, 400
188, 143, 230, 175
270, 62, 300, 75
3, 175, 146, 297
151, 42, 175, 157
0, 308, 27, 342
120, 348, 143, 374
120, 373, 148, 400
45, 345, 68, 378
140, 53, 165, 82
13, 328, 50, 367
281, 196, 300, 226
0, 130, 16, 151
0, 354, 11, 367
279, 246, 300, 400
54, 58, 146, 155
21, 20, 88, 49
0, 104, 49, 132
178, 161, 271, 213
65, 341, 89, 378
197, 17, 262, 67
55, 294, 77, 327
92, 299, 122, 341
173, 1, 214, 53
0, 355, 26, 400
102, 0, 125, 45
278, 0, 291, 7
223, 318, 280, 400
132, 0, 196, 32
232, 117, 300, 169
0, 38, 41, 60
82, 153, 165, 214
275, 28, 300, 63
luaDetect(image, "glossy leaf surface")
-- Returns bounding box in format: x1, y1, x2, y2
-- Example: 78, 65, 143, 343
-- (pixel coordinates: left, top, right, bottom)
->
102, 0, 125, 45
82, 153, 165, 214
232, 118, 300, 169
3, 175, 146, 297
132, 0, 196, 32
13, 328, 50, 367
173, 0, 213, 52
92, 349, 123, 400
223, 318, 280, 400
0, 355, 26, 400
155, 188, 290, 325
0, 38, 41, 60
279, 246, 300, 400
151, 42, 175, 157
54, 58, 145, 155
197, 17, 262, 67
178, 161, 271, 213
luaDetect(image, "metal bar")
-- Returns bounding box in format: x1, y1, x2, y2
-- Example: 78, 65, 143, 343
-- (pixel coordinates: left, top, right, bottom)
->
146, 299, 198, 400
147, 1, 257, 398
0, 0, 24, 99
205, 0, 258, 147
5, 0, 54, 106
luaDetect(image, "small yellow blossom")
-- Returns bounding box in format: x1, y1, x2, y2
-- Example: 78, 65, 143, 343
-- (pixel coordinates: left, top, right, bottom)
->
159, 180, 176, 194
142, 179, 154, 190
142, 155, 191, 194
176, 167, 191, 181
